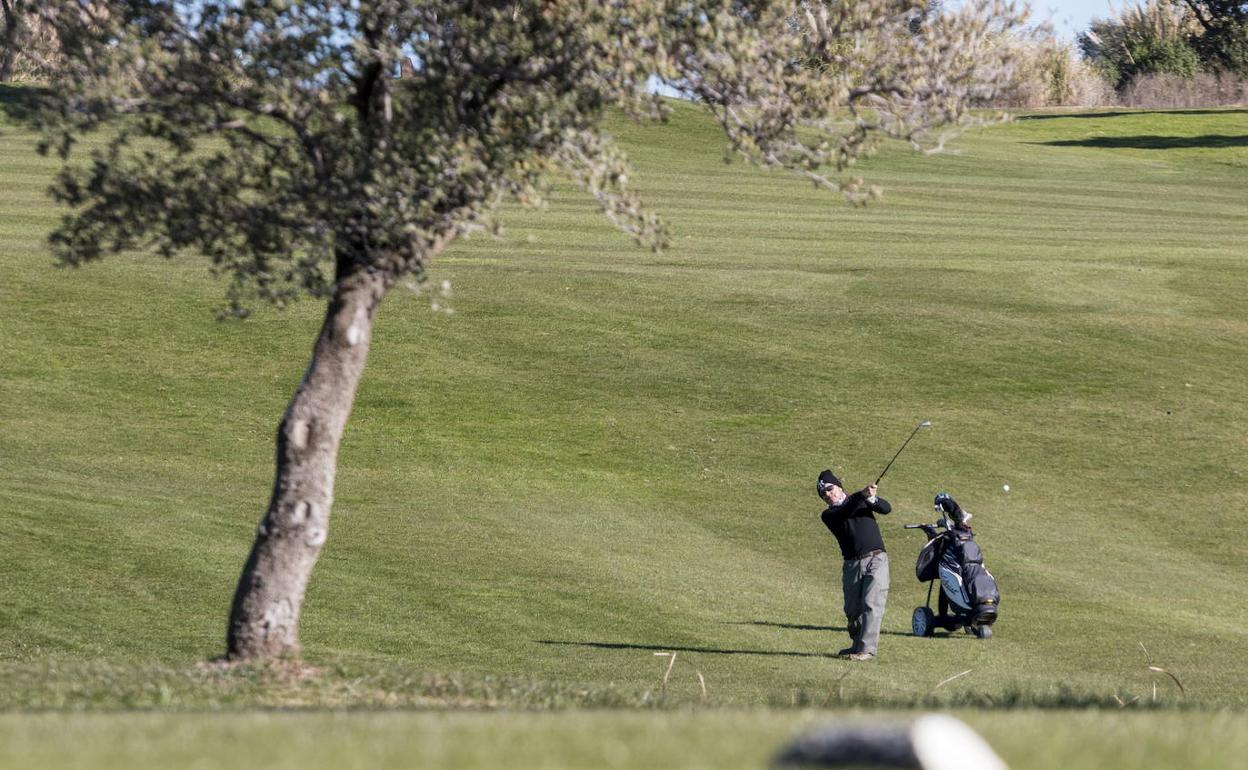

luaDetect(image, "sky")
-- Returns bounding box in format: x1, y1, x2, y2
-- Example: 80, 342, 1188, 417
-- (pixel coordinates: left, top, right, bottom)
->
1028, 0, 1116, 40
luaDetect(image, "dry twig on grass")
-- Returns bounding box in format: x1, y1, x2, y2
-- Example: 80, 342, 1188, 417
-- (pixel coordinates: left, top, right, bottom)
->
1138, 641, 1186, 700
1112, 692, 1141, 708
933, 669, 973, 690
654, 652, 708, 700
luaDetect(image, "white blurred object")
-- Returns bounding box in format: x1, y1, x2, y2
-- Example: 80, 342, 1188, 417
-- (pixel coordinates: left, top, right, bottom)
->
911, 714, 1008, 770
772, 713, 1008, 769
1002, 484, 1010, 492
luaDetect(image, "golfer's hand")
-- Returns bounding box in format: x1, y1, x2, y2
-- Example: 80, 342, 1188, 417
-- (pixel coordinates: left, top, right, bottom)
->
865, 484, 878, 500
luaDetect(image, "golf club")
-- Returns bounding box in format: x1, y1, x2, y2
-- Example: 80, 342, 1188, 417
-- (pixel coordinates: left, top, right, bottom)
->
874, 420, 931, 486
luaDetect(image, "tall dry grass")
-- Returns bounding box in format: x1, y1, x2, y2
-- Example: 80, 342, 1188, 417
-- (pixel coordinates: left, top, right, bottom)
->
994, 37, 1117, 108
1120, 71, 1248, 107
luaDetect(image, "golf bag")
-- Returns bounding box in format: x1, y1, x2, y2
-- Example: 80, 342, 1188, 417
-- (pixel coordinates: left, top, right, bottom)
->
907, 493, 1000, 639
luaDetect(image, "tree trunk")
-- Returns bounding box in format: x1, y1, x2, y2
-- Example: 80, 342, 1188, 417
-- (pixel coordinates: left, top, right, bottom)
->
226, 260, 389, 661
1, 0, 18, 83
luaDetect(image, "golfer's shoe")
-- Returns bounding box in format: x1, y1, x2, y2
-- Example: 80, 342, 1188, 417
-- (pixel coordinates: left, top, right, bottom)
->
836, 647, 856, 657
848, 652, 876, 662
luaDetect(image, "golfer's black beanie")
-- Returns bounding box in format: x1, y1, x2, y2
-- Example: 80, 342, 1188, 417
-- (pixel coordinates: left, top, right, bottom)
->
816, 469, 842, 499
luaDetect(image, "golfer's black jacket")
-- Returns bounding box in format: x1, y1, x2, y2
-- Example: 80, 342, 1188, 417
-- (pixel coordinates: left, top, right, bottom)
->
821, 491, 892, 561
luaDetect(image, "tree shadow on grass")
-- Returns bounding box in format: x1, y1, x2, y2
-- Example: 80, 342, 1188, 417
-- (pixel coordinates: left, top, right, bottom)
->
1019, 108, 1248, 120
1033, 134, 1248, 150
0, 84, 50, 123
537, 639, 844, 659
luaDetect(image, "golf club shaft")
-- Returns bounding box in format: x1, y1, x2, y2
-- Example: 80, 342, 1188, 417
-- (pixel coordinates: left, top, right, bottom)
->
874, 420, 930, 486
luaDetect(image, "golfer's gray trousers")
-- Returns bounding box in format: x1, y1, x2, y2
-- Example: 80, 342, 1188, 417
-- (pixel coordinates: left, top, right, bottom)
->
842, 551, 890, 655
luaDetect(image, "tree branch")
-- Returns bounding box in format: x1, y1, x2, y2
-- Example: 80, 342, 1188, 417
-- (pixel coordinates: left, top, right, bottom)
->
1181, 0, 1214, 31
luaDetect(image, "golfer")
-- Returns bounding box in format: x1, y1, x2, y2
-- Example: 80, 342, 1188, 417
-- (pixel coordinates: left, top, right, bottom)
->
817, 469, 892, 661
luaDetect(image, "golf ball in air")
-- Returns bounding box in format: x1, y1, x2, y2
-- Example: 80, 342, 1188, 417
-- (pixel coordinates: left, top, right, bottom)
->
1002, 484, 1010, 492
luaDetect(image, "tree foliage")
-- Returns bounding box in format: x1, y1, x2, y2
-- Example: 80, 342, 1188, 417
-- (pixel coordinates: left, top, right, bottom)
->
1078, 0, 1201, 90
1079, 0, 1248, 89
19, 0, 1027, 661
26, 0, 1026, 313
1177, 0, 1248, 74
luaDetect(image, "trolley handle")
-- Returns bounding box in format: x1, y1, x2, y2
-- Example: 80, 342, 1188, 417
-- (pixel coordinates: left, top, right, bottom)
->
904, 522, 942, 538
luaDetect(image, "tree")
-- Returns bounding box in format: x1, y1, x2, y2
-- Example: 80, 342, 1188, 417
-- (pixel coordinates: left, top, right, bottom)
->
1081, 0, 1248, 87
1079, 0, 1203, 90
22, 0, 1025, 662
1, 0, 60, 83
1175, 0, 1248, 74
908, 0, 944, 35
0, 0, 17, 81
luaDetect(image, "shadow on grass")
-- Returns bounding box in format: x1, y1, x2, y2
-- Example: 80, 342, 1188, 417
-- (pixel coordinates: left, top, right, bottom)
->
0, 84, 49, 123
1034, 134, 1248, 150
537, 639, 843, 659
1019, 108, 1248, 120
725, 619, 912, 637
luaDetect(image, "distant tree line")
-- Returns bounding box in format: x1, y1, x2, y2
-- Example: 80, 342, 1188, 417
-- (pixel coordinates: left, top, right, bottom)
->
955, 0, 1247, 108
1079, 0, 1247, 91
848, 0, 1243, 109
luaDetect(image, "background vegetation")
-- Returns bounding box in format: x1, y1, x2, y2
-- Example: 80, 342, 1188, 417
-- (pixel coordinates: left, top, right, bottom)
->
1076, 0, 1248, 106
972, 0, 1248, 109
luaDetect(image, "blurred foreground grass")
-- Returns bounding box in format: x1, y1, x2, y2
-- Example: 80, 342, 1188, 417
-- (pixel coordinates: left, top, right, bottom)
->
2, 708, 1246, 770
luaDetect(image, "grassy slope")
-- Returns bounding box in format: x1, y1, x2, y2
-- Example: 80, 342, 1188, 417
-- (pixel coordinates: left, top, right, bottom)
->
2, 100, 1247, 731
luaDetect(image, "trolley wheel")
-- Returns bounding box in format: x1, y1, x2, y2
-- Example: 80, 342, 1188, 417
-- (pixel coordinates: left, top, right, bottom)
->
976, 625, 993, 639
912, 606, 936, 637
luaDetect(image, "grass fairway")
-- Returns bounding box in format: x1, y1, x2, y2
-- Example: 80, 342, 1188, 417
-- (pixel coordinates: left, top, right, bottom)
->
2, 99, 1247, 766
2, 709, 1248, 770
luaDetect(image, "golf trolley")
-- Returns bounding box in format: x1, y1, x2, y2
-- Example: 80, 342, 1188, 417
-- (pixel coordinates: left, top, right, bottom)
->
904, 493, 1000, 640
